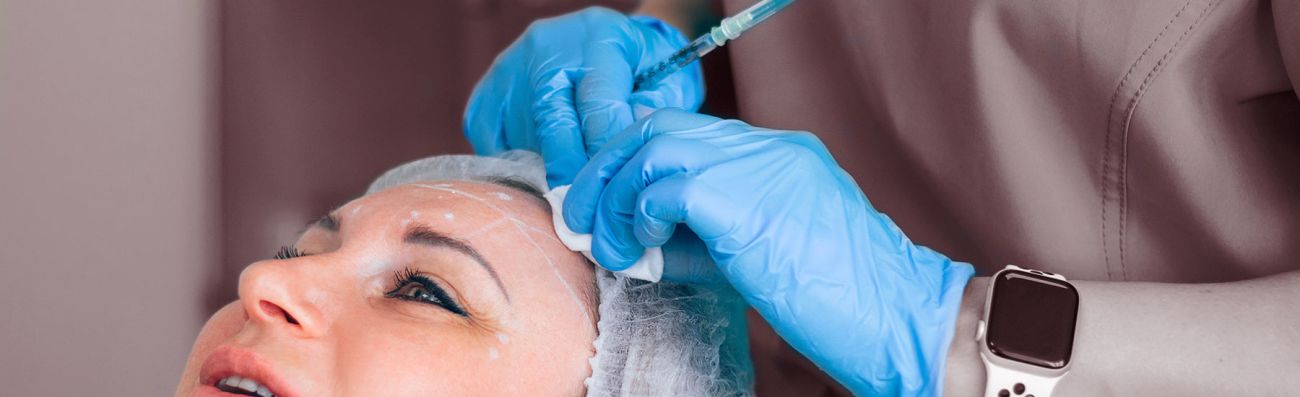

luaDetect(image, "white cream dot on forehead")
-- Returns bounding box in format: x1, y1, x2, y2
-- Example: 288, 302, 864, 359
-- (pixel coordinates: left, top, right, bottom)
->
487, 346, 500, 360
492, 192, 513, 201
410, 210, 420, 219
443, 212, 455, 220
496, 332, 510, 344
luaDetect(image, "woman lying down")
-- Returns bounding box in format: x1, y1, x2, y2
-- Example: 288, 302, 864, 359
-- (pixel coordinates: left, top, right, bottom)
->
175, 151, 753, 396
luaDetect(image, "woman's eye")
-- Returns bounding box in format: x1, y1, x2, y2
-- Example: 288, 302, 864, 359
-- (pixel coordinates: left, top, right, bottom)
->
385, 269, 469, 317
391, 282, 442, 302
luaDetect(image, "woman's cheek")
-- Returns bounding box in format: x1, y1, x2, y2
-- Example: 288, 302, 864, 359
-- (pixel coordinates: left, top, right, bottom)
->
333, 321, 499, 394
194, 304, 244, 356
176, 303, 246, 394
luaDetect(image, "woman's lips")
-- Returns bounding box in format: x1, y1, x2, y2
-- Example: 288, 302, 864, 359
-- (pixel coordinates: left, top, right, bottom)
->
196, 345, 298, 397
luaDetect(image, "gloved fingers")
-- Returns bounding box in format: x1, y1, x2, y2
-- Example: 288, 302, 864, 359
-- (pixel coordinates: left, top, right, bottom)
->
530, 65, 589, 187
465, 7, 605, 157
628, 71, 702, 119
774, 130, 879, 211
657, 228, 728, 284
564, 108, 724, 234
776, 130, 837, 164
463, 47, 523, 155
631, 108, 747, 143
589, 136, 720, 268
626, 56, 706, 119
624, 47, 704, 118
634, 171, 737, 242
575, 12, 646, 156
625, 15, 705, 114
632, 188, 677, 248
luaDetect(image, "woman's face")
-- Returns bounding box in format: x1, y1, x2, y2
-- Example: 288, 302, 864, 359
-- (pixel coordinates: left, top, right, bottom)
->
176, 181, 597, 396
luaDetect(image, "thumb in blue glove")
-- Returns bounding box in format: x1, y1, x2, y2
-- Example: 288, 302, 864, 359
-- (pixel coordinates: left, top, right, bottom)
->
463, 7, 704, 188
564, 108, 976, 396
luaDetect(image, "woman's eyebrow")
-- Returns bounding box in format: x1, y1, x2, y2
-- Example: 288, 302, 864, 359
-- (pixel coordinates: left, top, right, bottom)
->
404, 226, 510, 302
484, 177, 550, 211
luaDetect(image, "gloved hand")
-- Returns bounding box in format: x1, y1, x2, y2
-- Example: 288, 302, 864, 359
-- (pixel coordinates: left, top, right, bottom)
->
463, 7, 705, 187
563, 108, 976, 396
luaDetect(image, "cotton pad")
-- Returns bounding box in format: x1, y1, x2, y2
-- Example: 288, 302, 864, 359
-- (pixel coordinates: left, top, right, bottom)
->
544, 185, 664, 282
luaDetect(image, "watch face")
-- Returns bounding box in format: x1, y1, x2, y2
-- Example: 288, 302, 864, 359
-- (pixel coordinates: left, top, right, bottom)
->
986, 270, 1079, 369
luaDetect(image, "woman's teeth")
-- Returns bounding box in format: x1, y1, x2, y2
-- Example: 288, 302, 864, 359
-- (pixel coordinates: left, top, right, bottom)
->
216, 375, 275, 397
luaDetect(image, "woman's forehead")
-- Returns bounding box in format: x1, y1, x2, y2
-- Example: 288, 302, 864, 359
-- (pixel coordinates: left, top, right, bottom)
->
335, 180, 577, 277
309, 180, 569, 274
344, 180, 550, 226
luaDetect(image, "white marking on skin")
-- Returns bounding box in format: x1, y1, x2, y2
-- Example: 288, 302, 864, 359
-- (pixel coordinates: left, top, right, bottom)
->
350, 204, 364, 216
411, 184, 444, 190
366, 277, 389, 294
493, 192, 513, 201
506, 214, 593, 325
305, 288, 326, 305
488, 346, 500, 360
462, 217, 511, 239
410, 210, 420, 219
509, 218, 563, 243
400, 219, 412, 227
443, 212, 455, 221
499, 314, 520, 332
353, 250, 392, 278
418, 185, 592, 324
496, 332, 510, 344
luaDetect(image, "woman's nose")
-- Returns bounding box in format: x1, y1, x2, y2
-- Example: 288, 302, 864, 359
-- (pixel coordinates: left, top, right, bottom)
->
238, 258, 332, 338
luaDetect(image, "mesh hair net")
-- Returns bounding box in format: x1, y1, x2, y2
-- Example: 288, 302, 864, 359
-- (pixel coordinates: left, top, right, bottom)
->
366, 150, 548, 195
365, 151, 754, 396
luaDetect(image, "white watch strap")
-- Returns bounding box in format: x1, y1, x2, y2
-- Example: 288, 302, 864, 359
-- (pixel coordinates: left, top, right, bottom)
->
981, 356, 1062, 397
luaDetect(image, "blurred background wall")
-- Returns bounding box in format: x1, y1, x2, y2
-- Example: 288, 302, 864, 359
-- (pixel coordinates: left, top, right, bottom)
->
0, 0, 218, 395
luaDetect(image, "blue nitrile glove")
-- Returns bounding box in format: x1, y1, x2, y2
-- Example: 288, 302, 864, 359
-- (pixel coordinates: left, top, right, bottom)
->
463, 7, 705, 187
563, 109, 976, 396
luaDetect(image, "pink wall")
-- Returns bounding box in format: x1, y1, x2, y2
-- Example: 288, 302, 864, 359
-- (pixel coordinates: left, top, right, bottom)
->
0, 0, 218, 395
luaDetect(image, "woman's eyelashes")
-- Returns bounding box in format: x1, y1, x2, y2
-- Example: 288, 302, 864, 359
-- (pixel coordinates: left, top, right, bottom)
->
386, 268, 469, 317
274, 245, 307, 260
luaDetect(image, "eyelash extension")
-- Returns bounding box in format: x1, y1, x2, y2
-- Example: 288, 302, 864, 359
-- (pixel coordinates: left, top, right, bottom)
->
274, 246, 307, 260
386, 268, 469, 317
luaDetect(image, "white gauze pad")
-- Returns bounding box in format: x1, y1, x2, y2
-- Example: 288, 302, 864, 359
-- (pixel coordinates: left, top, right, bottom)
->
544, 185, 663, 282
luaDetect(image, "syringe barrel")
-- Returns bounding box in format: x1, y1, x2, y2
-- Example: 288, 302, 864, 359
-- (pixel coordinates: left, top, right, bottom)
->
712, 0, 796, 46
633, 0, 797, 91
743, 0, 796, 27
632, 36, 715, 90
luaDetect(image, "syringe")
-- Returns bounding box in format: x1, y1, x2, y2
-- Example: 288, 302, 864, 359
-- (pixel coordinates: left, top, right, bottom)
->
632, 0, 798, 91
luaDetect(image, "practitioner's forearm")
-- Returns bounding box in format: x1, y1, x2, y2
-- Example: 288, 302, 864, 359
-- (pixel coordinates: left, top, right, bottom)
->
944, 272, 1300, 396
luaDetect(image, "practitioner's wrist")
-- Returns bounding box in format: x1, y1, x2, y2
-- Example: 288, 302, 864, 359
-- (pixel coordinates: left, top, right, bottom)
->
943, 277, 990, 397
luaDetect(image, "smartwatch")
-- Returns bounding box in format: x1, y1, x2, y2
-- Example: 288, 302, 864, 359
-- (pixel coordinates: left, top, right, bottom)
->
976, 265, 1079, 397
